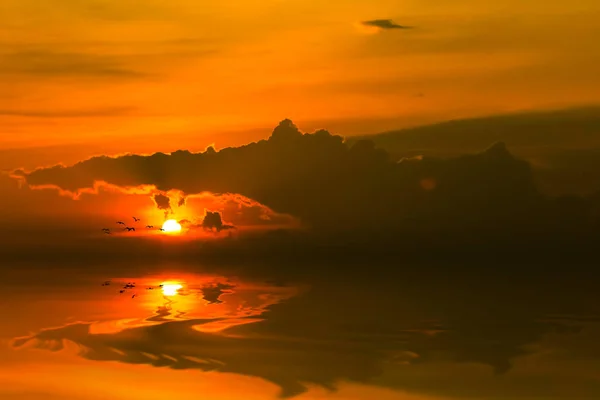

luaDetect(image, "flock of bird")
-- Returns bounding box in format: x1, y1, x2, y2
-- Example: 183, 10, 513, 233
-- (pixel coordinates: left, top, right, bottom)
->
101, 216, 166, 235
101, 279, 165, 299
100, 217, 169, 299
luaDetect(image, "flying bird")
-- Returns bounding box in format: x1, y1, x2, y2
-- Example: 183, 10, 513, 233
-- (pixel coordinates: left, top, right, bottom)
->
103, 230, 111, 234
119, 290, 125, 293
159, 228, 165, 231
146, 225, 154, 228
133, 217, 140, 222
117, 221, 125, 225
132, 294, 137, 299
361, 19, 414, 30
125, 227, 135, 231
101, 280, 110, 286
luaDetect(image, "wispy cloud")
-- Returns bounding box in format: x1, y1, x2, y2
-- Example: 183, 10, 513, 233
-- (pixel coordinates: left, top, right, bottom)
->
361, 19, 414, 30
0, 106, 135, 118
4, 0, 175, 22
0, 50, 145, 78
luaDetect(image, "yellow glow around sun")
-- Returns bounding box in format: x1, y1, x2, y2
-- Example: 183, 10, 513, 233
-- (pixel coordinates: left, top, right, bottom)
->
162, 283, 182, 296
162, 219, 181, 233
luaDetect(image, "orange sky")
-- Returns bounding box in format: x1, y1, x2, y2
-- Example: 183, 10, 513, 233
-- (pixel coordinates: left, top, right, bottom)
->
2, 3, 600, 399
2, 0, 600, 155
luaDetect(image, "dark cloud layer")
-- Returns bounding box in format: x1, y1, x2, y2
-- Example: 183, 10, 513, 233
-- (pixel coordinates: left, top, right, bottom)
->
17, 118, 600, 249
347, 106, 600, 195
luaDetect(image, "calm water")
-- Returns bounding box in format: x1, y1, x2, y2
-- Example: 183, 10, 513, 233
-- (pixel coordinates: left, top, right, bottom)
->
1, 261, 600, 399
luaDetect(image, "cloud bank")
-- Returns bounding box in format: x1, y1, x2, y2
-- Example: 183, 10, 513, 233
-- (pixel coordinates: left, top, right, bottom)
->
15, 119, 600, 242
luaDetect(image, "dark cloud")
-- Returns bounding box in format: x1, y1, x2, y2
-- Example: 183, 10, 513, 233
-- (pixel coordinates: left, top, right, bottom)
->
11, 115, 600, 262
0, 50, 145, 78
153, 193, 172, 218
347, 106, 600, 195
361, 19, 414, 30
176, 203, 285, 234
348, 106, 600, 155
201, 211, 235, 232
193, 193, 297, 228
153, 193, 171, 210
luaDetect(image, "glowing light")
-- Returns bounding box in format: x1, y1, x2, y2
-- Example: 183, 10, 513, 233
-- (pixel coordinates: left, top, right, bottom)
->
162, 283, 182, 296
162, 219, 181, 233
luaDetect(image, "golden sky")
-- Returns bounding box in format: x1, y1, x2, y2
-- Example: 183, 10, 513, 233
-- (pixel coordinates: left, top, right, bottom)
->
2, 0, 600, 153
3, 4, 600, 398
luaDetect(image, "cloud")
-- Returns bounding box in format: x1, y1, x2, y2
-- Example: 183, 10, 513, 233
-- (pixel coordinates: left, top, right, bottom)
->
11, 116, 600, 261
0, 50, 145, 78
347, 106, 600, 156
361, 19, 414, 30
177, 192, 298, 232
153, 193, 172, 218
0, 106, 135, 118
201, 211, 235, 232
346, 106, 600, 196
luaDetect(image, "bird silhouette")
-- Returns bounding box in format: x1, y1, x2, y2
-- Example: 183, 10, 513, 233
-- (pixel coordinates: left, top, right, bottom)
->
101, 280, 111, 286
159, 228, 165, 231
146, 225, 154, 229
117, 221, 125, 225
102, 228, 110, 231
119, 289, 125, 294
133, 217, 140, 222
125, 227, 135, 232
132, 294, 137, 299
103, 230, 111, 234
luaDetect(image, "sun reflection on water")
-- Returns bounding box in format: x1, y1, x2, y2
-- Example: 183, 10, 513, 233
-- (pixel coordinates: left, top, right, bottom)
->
89, 274, 301, 336
161, 283, 183, 296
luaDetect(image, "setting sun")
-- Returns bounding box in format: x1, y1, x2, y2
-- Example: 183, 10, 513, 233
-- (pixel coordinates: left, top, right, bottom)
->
162, 219, 181, 233
161, 283, 182, 296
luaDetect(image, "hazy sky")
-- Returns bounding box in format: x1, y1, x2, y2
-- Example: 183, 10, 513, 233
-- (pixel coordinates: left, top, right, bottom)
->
2, 0, 600, 152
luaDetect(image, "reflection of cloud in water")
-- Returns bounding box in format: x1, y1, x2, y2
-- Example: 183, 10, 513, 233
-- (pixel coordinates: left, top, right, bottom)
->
146, 303, 187, 323
10, 271, 600, 399
13, 313, 600, 399
200, 282, 235, 304
194, 318, 266, 334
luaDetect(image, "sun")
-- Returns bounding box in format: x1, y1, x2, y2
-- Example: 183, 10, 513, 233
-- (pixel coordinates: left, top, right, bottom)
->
162, 219, 181, 233
161, 283, 183, 296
